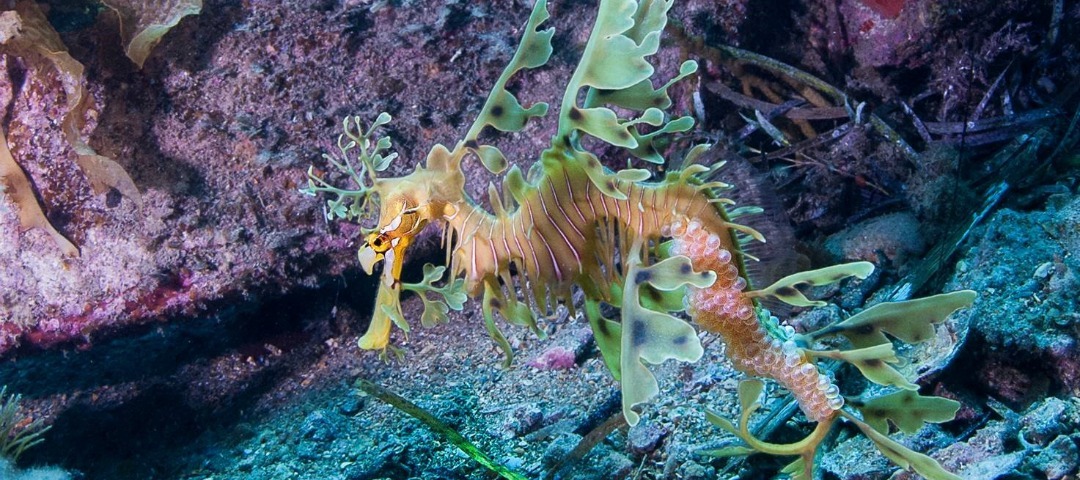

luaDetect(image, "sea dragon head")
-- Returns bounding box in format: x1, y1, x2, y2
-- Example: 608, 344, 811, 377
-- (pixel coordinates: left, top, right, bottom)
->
356, 147, 466, 285
303, 115, 466, 351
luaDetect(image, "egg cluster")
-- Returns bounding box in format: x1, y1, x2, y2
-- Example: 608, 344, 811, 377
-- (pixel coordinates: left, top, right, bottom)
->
669, 218, 841, 422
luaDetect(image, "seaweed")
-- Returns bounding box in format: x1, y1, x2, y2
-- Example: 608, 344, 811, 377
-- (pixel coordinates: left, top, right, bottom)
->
355, 378, 527, 480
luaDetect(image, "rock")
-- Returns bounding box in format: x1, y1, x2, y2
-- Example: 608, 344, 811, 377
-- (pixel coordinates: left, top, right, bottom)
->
301, 410, 341, 443
1032, 435, 1079, 480
930, 420, 1011, 477
676, 460, 715, 480
627, 420, 669, 456
338, 396, 366, 416
958, 452, 1024, 480
824, 211, 927, 266
527, 346, 578, 370
821, 434, 891, 480
541, 432, 581, 467
504, 402, 545, 437
1020, 398, 1069, 446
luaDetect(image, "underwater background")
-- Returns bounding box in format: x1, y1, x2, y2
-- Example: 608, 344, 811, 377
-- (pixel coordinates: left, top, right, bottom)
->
0, 0, 1078, 478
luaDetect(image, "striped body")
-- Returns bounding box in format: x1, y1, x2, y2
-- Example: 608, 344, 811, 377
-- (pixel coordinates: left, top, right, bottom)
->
441, 154, 841, 422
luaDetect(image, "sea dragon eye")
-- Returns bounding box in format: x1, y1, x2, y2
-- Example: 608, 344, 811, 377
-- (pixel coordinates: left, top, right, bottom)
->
367, 234, 390, 253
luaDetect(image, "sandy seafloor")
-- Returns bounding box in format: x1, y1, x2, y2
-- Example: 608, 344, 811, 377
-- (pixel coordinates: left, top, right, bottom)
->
1, 0, 1079, 479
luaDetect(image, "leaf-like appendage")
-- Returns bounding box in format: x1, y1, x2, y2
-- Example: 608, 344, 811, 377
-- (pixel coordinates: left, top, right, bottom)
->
463, 0, 554, 173
482, 282, 515, 367
579, 0, 663, 91
555, 0, 697, 171
704, 410, 740, 436
0, 129, 78, 256
810, 290, 977, 348
477, 90, 549, 135
737, 379, 764, 413
853, 390, 961, 435
358, 280, 406, 350
620, 256, 712, 425
475, 145, 508, 174
627, 115, 696, 164
575, 150, 629, 200
419, 297, 451, 328
747, 262, 875, 307
848, 415, 961, 480
586, 297, 623, 380
570, 107, 638, 148
0, 1, 142, 212
304, 114, 398, 224
780, 457, 812, 480
809, 344, 917, 390
404, 264, 469, 328
635, 255, 716, 291
102, 0, 202, 69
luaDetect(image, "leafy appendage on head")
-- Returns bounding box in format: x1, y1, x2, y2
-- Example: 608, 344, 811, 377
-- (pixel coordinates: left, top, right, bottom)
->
403, 264, 468, 328
301, 113, 396, 226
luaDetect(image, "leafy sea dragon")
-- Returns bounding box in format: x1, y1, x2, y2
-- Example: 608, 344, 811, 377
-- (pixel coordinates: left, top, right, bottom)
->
303, 0, 975, 477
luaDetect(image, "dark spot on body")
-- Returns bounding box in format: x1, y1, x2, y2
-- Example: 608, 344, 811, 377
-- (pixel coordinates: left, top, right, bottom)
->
631, 319, 647, 347
596, 316, 612, 336
569, 107, 583, 121
680, 263, 692, 275
606, 180, 617, 191
617, 131, 630, 140
776, 286, 799, 297
651, 97, 664, 106
489, 298, 503, 309
854, 325, 876, 335
673, 335, 687, 346
635, 270, 652, 284
105, 188, 122, 208
646, 288, 662, 302
862, 359, 883, 368
491, 105, 504, 117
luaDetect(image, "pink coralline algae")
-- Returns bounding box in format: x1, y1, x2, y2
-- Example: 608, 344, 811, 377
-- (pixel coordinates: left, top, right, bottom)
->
527, 347, 578, 371
860, 0, 905, 19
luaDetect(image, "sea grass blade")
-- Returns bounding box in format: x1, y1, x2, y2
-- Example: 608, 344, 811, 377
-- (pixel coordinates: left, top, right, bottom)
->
355, 378, 527, 480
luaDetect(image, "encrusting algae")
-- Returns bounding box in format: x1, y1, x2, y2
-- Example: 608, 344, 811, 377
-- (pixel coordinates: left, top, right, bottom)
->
303, 0, 976, 477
